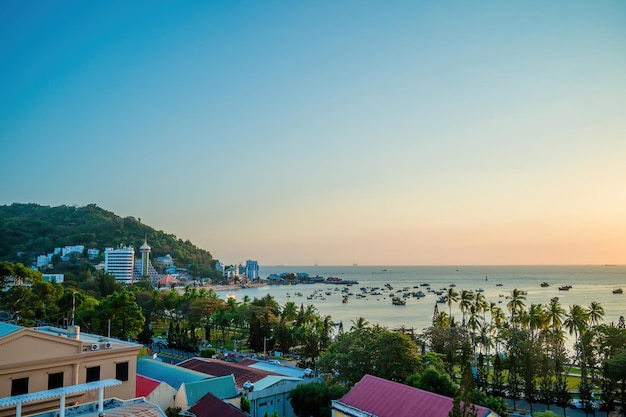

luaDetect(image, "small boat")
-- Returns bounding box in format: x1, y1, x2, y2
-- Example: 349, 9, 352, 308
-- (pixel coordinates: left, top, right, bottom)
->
496, 283, 503, 287
392, 297, 406, 306
551, 297, 559, 302
559, 285, 572, 291
613, 288, 623, 294
541, 282, 549, 287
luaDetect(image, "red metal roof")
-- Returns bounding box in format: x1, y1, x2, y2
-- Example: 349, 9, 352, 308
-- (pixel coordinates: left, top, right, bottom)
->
338, 374, 492, 417
136, 374, 162, 398
188, 392, 248, 417
179, 357, 279, 388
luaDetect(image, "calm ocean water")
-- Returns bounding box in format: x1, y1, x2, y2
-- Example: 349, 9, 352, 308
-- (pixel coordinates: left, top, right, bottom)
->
216, 265, 626, 335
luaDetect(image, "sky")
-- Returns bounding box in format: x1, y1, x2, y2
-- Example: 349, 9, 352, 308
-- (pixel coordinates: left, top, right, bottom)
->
1, 1, 625, 266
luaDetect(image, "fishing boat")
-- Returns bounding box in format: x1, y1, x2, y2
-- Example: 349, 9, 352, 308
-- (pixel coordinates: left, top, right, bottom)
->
541, 282, 549, 287
613, 288, 623, 294
392, 297, 406, 306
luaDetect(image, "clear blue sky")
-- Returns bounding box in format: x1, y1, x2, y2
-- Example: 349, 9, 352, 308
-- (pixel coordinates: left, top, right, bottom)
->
1, 1, 625, 266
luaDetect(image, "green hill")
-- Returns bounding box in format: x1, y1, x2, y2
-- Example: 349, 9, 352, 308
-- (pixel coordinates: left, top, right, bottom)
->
0, 203, 219, 278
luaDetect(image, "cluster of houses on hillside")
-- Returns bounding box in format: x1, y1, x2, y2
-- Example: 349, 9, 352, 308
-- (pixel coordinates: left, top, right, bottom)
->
0, 322, 500, 417
29, 240, 260, 288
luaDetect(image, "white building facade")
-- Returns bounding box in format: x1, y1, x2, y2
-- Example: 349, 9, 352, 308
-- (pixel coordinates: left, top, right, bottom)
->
104, 246, 135, 284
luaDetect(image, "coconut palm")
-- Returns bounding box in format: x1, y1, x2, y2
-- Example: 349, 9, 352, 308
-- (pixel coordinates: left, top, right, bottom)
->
588, 301, 605, 327
350, 316, 370, 331
459, 289, 474, 326
506, 288, 526, 326
281, 301, 298, 322
565, 304, 591, 408
445, 287, 459, 319
527, 303, 547, 342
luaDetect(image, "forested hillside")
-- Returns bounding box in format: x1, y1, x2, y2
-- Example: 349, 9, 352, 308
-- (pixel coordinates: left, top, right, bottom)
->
0, 203, 218, 277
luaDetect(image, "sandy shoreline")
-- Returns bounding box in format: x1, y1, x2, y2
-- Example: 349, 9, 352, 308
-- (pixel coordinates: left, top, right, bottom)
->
206, 282, 268, 292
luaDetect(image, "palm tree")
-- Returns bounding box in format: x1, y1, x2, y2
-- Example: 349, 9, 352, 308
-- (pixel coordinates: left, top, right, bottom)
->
527, 303, 547, 342
350, 316, 370, 331
588, 301, 605, 327
281, 301, 298, 322
459, 290, 474, 326
445, 287, 459, 319
565, 304, 591, 409
506, 288, 526, 326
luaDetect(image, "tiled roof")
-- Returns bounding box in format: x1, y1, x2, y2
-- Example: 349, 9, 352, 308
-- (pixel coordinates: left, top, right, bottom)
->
157, 274, 179, 284
136, 374, 162, 397
338, 374, 494, 417
178, 357, 279, 388
188, 392, 248, 417
137, 357, 207, 390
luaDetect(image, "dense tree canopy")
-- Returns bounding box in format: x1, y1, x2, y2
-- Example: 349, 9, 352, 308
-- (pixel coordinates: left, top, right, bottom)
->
0, 203, 219, 278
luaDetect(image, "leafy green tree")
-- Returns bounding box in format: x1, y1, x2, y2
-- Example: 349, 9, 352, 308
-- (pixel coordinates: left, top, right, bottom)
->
407, 367, 458, 397
240, 395, 250, 413
288, 382, 349, 417
0, 261, 42, 289
318, 326, 420, 384
30, 281, 63, 323
94, 290, 144, 339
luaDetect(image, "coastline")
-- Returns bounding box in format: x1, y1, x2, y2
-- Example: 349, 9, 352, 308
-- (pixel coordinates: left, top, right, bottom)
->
206, 282, 268, 292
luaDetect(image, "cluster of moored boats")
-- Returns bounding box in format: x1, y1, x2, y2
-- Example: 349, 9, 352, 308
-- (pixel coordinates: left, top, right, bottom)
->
287, 279, 623, 307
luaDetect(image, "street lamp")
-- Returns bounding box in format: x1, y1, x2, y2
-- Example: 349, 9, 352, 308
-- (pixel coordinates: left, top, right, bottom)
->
263, 336, 273, 361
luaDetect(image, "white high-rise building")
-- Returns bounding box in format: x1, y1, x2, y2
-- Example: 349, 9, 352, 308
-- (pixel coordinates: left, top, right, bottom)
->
104, 246, 135, 284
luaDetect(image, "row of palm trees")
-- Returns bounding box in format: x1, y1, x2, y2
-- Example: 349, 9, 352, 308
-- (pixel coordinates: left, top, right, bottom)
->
429, 286, 626, 413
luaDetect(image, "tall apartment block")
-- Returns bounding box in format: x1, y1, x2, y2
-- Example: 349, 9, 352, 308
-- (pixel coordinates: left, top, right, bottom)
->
104, 246, 135, 284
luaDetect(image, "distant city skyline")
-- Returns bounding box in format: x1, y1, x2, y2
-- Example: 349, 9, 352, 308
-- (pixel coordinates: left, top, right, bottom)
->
1, 1, 625, 266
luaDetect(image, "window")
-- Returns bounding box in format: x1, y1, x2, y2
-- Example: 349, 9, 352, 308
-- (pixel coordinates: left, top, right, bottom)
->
48, 372, 64, 389
86, 366, 100, 383
11, 377, 28, 396
115, 362, 129, 382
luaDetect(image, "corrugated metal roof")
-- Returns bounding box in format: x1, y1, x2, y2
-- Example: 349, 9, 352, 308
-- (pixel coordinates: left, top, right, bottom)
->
0, 379, 121, 408
137, 358, 207, 390
252, 375, 303, 391
247, 361, 307, 378
184, 375, 238, 405
338, 374, 494, 417
136, 374, 163, 398
178, 358, 278, 388
0, 322, 21, 338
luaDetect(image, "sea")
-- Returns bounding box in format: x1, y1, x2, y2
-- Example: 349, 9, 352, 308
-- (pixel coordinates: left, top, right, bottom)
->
216, 265, 626, 336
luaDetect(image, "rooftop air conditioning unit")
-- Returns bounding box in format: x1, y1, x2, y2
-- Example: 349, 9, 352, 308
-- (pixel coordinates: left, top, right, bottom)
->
103, 342, 112, 349
91, 343, 99, 351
